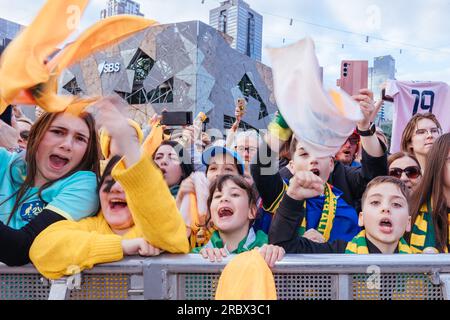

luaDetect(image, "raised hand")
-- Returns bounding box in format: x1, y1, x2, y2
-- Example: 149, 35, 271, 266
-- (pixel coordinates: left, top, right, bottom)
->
287, 171, 325, 201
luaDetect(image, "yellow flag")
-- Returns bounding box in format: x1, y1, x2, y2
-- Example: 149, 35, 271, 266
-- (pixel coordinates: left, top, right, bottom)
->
0, 0, 89, 113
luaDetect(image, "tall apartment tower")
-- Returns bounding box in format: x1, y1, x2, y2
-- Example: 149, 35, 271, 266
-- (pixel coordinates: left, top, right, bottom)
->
101, 0, 144, 19
209, 0, 263, 61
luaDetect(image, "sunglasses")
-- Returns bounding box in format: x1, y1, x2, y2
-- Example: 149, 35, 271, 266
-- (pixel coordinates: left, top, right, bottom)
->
389, 166, 421, 179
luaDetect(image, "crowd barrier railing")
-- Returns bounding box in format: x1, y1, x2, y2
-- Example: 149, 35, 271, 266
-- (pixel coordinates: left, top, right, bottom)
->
2, 254, 450, 300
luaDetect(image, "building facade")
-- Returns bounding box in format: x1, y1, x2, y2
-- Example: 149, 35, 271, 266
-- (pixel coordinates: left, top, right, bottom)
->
0, 18, 23, 55
100, 0, 144, 19
59, 21, 276, 132
209, 0, 263, 61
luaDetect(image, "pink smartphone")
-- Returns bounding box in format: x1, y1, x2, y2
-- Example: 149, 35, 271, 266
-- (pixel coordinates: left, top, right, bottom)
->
338, 60, 369, 96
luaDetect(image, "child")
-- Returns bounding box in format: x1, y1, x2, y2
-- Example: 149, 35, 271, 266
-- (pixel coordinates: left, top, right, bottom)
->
193, 174, 285, 267
0, 109, 100, 266
269, 175, 412, 254
252, 89, 387, 242
176, 145, 245, 249
30, 98, 189, 279
409, 133, 450, 253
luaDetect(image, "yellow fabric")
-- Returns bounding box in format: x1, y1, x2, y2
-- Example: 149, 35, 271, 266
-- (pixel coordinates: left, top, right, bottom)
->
30, 154, 189, 279
0, 0, 89, 113
0, 0, 158, 114
100, 119, 144, 159
140, 120, 163, 157
47, 15, 157, 74
215, 249, 277, 300
111, 154, 189, 253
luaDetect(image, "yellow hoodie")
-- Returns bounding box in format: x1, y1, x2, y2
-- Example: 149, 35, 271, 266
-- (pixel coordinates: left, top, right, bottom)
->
30, 154, 189, 279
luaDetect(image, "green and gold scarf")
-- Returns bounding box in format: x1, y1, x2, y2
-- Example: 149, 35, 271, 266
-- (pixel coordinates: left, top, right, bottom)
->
410, 198, 450, 253
298, 183, 337, 241
345, 230, 412, 254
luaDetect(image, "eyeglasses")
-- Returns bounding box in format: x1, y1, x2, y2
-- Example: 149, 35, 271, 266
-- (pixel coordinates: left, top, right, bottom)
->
389, 166, 421, 179
236, 146, 257, 153
414, 127, 441, 136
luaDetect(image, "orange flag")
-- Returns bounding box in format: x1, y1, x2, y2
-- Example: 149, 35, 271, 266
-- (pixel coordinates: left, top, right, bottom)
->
48, 15, 158, 74
0, 0, 90, 113
0, 0, 159, 115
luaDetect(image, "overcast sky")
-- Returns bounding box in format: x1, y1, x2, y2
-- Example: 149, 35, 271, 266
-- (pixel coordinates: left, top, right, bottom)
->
1, 0, 450, 89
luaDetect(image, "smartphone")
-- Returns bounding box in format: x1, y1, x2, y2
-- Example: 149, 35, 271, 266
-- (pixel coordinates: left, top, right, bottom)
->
0, 105, 13, 126
381, 88, 394, 102
161, 111, 193, 126
338, 60, 369, 96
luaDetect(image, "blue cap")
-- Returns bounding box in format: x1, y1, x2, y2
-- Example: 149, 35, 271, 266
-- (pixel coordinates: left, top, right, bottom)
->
202, 146, 245, 175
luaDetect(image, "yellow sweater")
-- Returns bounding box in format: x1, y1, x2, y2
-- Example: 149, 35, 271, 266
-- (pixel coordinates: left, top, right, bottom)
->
30, 154, 189, 279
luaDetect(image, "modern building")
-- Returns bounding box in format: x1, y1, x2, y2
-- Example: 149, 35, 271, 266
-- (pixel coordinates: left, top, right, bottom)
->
209, 0, 263, 61
0, 18, 23, 55
369, 55, 396, 122
58, 20, 277, 133
100, 0, 144, 19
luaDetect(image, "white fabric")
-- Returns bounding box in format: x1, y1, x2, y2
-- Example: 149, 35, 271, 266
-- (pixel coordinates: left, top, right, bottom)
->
386, 80, 450, 153
266, 37, 363, 157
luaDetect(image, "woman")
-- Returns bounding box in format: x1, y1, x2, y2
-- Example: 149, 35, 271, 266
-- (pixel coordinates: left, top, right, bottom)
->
29, 98, 189, 279
0, 110, 100, 265
153, 140, 193, 198
409, 133, 450, 253
388, 152, 422, 192
400, 113, 442, 172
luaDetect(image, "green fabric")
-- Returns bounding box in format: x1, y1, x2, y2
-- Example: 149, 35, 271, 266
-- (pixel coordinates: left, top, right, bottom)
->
191, 228, 268, 253
273, 112, 289, 129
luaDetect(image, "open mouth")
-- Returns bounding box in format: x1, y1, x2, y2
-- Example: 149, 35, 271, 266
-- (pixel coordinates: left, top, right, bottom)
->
49, 154, 69, 170
379, 218, 393, 233
218, 207, 234, 218
343, 150, 351, 155
310, 168, 320, 176
109, 198, 128, 210
160, 167, 167, 175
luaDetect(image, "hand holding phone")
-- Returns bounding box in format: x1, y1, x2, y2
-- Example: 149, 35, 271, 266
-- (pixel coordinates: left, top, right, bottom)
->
161, 111, 193, 126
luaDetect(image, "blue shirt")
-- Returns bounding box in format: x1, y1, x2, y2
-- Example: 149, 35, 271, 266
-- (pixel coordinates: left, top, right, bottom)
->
0, 148, 99, 229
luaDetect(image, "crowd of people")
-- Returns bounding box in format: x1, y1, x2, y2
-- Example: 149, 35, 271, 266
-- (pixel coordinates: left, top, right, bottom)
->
0, 87, 449, 281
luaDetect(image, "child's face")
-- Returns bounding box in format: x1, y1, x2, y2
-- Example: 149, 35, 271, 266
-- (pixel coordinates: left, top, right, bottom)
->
206, 153, 239, 183
359, 183, 411, 247
100, 176, 134, 232
291, 141, 334, 182
209, 180, 255, 233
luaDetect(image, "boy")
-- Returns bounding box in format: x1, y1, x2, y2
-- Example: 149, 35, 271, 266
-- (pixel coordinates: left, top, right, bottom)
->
252, 89, 387, 242
269, 175, 412, 254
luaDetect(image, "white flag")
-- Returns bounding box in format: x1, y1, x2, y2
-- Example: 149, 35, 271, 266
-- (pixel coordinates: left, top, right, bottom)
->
267, 37, 363, 157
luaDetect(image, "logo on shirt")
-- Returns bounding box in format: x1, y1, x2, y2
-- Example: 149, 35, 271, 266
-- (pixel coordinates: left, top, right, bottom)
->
20, 200, 44, 222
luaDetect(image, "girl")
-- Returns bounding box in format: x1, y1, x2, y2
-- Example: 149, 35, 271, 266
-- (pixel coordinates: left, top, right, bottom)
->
409, 133, 450, 253
0, 110, 100, 265
30, 98, 189, 279
193, 174, 284, 268
388, 152, 422, 192
400, 113, 442, 172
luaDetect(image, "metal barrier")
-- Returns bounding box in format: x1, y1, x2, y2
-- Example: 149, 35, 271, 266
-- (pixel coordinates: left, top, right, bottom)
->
2, 254, 450, 300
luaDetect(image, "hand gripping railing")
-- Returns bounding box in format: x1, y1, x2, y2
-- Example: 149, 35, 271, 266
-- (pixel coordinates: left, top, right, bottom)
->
2, 254, 450, 300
